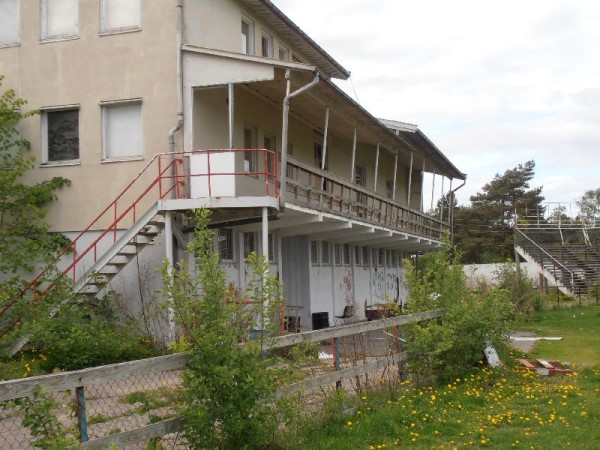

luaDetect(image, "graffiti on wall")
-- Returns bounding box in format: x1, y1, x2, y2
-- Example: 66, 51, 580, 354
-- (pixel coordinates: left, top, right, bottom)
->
372, 270, 384, 300
338, 268, 354, 305
386, 272, 400, 301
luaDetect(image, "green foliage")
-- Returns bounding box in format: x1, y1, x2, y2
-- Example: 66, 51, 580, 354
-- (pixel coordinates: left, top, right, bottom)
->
0, 75, 71, 277
404, 242, 514, 384
162, 209, 293, 449
576, 188, 600, 226
19, 385, 80, 449
453, 160, 544, 263
10, 281, 158, 372
494, 262, 543, 317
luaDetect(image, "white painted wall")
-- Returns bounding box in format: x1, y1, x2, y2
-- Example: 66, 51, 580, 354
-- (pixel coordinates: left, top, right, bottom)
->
463, 262, 541, 287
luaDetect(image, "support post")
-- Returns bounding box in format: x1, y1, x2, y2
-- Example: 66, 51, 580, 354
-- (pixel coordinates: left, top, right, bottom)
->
421, 159, 426, 211
350, 125, 357, 182
392, 153, 398, 201
228, 83, 235, 149
76, 386, 88, 443
332, 337, 342, 389
373, 143, 380, 190
262, 207, 269, 262
321, 108, 330, 190
430, 169, 436, 212
407, 151, 414, 206
165, 211, 175, 342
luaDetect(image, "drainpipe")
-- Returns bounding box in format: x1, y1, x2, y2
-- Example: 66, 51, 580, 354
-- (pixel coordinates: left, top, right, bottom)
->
449, 178, 466, 245
280, 70, 320, 209
168, 0, 184, 196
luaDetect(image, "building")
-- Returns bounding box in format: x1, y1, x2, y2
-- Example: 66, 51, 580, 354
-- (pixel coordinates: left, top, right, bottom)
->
0, 0, 465, 336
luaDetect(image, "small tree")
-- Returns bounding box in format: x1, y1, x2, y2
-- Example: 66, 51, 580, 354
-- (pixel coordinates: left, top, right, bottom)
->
577, 188, 600, 227
162, 209, 291, 449
0, 75, 70, 281
404, 239, 514, 384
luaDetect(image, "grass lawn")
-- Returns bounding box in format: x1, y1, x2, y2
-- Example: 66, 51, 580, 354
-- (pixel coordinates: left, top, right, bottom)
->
519, 306, 600, 367
295, 306, 600, 449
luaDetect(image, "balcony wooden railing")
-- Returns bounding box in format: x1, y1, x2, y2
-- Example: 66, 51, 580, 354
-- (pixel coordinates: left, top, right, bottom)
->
285, 157, 448, 240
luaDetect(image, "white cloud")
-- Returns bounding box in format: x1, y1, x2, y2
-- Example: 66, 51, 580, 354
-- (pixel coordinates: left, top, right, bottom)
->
274, 0, 600, 206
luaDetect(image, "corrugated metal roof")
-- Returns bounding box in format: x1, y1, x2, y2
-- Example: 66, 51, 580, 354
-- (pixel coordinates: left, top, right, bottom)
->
238, 0, 350, 80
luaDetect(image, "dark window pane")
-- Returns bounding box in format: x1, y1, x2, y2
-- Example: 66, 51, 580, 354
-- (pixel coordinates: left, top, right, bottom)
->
48, 110, 79, 161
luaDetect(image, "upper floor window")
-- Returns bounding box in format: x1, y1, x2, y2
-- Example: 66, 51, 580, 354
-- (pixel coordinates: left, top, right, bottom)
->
102, 100, 142, 160
241, 17, 253, 55
0, 0, 19, 47
41, 107, 79, 164
243, 123, 257, 174
100, 0, 141, 34
278, 45, 289, 61
261, 32, 272, 58
40, 0, 79, 41
386, 179, 394, 199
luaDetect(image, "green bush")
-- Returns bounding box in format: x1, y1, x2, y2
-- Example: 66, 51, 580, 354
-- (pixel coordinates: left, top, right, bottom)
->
162, 209, 294, 449
404, 241, 514, 384
494, 262, 543, 316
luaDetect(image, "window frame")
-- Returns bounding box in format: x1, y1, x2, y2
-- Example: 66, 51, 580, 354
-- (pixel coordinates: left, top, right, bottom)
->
354, 246, 361, 266
101, 99, 143, 162
217, 228, 234, 262
241, 16, 253, 55
342, 244, 351, 266
100, 0, 142, 35
261, 31, 273, 58
278, 45, 289, 61
41, 105, 80, 166
40, 0, 79, 42
321, 240, 331, 266
0, 0, 20, 48
243, 123, 258, 175
310, 240, 319, 266
243, 231, 257, 259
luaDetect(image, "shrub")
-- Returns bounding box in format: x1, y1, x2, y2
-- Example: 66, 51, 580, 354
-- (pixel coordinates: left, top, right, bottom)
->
404, 241, 514, 384
162, 209, 293, 449
494, 262, 543, 316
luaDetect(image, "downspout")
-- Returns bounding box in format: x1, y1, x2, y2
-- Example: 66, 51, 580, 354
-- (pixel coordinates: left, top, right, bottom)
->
168, 0, 184, 196
280, 70, 320, 209
449, 178, 466, 245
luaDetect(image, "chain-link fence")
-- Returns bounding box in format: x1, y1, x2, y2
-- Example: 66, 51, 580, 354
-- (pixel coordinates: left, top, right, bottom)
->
1, 309, 443, 449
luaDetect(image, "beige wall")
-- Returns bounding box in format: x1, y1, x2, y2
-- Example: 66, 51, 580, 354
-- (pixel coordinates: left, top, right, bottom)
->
0, 1, 179, 232
184, 0, 306, 62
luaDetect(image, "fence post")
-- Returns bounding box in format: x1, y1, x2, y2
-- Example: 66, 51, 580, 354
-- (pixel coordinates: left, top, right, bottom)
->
394, 325, 404, 381
556, 286, 560, 309
75, 386, 88, 443
332, 337, 342, 390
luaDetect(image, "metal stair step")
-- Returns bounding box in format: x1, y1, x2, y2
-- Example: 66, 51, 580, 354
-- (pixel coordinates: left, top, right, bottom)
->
108, 255, 131, 265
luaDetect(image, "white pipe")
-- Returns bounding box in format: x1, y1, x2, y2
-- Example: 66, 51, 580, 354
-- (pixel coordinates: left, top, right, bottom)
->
350, 125, 357, 182
168, 0, 184, 197
228, 83, 234, 149
407, 151, 413, 206
373, 143, 380, 190
262, 207, 269, 261
392, 153, 398, 200
320, 108, 329, 190
280, 71, 320, 208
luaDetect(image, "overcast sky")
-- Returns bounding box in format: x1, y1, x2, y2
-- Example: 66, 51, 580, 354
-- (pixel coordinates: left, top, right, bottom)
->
274, 0, 600, 207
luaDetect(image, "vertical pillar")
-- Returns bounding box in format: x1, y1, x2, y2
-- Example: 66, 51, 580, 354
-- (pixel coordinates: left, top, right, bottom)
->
350, 125, 357, 182
228, 83, 235, 149
76, 386, 88, 443
165, 211, 175, 342
421, 160, 426, 211
373, 143, 380, 190
430, 169, 436, 212
392, 153, 398, 201
407, 151, 414, 206
262, 207, 269, 262
321, 108, 330, 191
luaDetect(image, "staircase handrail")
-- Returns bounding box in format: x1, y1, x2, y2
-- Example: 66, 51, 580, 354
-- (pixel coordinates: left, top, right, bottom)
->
1, 149, 278, 337
516, 229, 575, 288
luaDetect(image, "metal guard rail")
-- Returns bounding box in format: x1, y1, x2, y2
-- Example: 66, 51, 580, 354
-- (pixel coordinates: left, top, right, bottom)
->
1, 149, 278, 337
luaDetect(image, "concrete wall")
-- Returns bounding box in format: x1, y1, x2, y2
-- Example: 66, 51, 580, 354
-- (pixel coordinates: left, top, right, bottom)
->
0, 1, 178, 232
463, 263, 541, 287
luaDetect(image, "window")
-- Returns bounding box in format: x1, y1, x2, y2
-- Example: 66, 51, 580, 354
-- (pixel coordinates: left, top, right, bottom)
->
310, 240, 319, 265
387, 250, 397, 267
41, 0, 79, 40
362, 247, 369, 267
386, 179, 394, 199
342, 244, 351, 266
321, 241, 331, 265
263, 133, 276, 180
355, 165, 367, 204
218, 228, 234, 261
243, 124, 257, 174
267, 233, 275, 262
261, 32, 273, 58
243, 232, 256, 258
278, 45, 289, 61
42, 108, 79, 163
0, 0, 19, 46
378, 249, 385, 267
241, 17, 253, 54
354, 246, 361, 266
334, 244, 341, 266
100, 0, 141, 34
102, 101, 142, 160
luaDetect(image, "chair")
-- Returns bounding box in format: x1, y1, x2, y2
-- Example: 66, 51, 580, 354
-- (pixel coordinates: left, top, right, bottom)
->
334, 305, 355, 325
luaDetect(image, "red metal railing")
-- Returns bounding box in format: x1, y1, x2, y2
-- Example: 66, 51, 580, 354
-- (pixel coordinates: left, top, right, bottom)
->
1, 149, 278, 338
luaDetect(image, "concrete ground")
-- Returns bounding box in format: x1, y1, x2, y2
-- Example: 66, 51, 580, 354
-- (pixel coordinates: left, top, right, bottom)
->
509, 331, 537, 353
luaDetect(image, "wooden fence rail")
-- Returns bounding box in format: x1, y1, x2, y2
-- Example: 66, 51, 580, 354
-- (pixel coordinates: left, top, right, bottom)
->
0, 309, 445, 449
